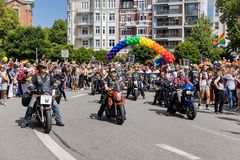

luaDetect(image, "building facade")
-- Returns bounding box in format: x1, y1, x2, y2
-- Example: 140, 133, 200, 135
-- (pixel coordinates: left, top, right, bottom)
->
68, 0, 226, 50
152, 0, 227, 50
68, 0, 119, 50
5, 0, 34, 27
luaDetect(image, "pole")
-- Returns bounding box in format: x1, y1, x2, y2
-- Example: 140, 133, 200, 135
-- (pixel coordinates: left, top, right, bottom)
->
36, 47, 38, 63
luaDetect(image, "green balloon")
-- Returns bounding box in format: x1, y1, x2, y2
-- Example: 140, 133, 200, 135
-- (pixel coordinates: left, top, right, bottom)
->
135, 37, 140, 43
126, 39, 130, 45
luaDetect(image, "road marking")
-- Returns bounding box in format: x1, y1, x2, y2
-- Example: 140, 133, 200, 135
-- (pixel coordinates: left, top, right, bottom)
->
191, 124, 240, 142
34, 129, 76, 160
70, 94, 87, 99
156, 144, 201, 160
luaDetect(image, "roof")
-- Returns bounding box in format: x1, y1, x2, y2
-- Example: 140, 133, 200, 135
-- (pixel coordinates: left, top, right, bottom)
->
5, 0, 34, 6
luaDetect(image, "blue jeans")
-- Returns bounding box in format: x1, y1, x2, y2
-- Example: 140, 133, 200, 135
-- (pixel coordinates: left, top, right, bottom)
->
28, 96, 62, 123
227, 88, 235, 109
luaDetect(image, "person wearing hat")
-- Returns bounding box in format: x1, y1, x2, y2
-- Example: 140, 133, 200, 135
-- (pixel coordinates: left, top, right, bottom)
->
21, 61, 64, 128
97, 68, 121, 119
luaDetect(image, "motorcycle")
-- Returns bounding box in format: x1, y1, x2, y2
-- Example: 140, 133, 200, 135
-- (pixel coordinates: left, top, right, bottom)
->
153, 79, 164, 105
105, 83, 126, 125
168, 84, 197, 120
22, 89, 53, 133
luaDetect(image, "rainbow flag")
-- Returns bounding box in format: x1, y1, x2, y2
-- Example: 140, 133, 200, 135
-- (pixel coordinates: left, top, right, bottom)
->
213, 33, 225, 48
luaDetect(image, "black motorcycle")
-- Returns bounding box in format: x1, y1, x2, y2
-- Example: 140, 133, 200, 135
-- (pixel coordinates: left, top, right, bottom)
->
22, 89, 53, 134
91, 75, 104, 95
168, 84, 197, 120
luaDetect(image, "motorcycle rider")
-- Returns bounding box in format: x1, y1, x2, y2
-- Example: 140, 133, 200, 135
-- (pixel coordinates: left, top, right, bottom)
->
166, 71, 191, 116
97, 68, 120, 119
20, 61, 65, 128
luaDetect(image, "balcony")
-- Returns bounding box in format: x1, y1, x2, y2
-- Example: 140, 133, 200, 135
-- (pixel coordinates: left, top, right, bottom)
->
136, 21, 149, 27
154, 33, 183, 41
76, 20, 93, 26
123, 21, 137, 27
184, 0, 200, 3
76, 8, 92, 13
77, 33, 93, 39
154, 21, 182, 28
154, 10, 182, 16
155, 0, 182, 4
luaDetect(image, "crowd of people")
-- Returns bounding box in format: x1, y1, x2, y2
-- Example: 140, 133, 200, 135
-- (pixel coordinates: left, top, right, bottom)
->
0, 58, 240, 115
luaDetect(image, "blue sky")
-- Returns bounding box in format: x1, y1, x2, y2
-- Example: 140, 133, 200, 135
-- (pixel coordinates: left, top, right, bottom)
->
33, 0, 67, 28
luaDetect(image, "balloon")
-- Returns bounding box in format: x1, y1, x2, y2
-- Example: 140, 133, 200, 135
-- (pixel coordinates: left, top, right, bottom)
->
2, 56, 8, 63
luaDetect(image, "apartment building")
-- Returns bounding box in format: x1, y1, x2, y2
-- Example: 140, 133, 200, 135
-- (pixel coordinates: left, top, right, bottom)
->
152, 0, 227, 50
67, 0, 119, 50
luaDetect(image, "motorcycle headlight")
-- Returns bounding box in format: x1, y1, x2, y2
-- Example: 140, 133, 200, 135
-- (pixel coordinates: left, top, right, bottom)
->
186, 91, 193, 95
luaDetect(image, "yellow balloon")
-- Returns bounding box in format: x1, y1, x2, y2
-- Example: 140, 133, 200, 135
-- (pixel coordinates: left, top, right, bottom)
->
2, 56, 8, 63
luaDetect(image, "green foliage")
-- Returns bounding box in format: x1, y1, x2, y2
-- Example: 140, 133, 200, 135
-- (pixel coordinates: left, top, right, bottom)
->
187, 15, 214, 58
216, 0, 240, 51
174, 41, 201, 64
128, 45, 156, 64
93, 50, 109, 63
0, 0, 19, 46
70, 47, 94, 64
49, 19, 67, 45
208, 47, 224, 62
113, 55, 125, 63
3, 26, 50, 60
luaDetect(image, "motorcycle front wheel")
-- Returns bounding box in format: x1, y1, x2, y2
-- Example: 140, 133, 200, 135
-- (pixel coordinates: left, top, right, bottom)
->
43, 109, 52, 134
116, 106, 125, 125
186, 104, 197, 120
133, 90, 138, 101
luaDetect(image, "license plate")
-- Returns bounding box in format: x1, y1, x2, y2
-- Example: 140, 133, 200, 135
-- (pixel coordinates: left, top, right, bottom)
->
40, 95, 52, 105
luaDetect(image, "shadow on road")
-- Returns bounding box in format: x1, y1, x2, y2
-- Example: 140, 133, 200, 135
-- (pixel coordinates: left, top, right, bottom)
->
221, 130, 240, 135
217, 117, 240, 122
89, 113, 118, 125
143, 101, 167, 108
197, 109, 238, 116
15, 117, 46, 133
148, 109, 186, 119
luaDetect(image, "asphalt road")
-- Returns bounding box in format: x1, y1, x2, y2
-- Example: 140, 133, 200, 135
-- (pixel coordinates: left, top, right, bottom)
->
0, 90, 240, 160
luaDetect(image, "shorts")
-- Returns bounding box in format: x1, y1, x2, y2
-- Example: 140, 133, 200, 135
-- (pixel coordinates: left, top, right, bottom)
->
1, 83, 8, 91
201, 85, 209, 91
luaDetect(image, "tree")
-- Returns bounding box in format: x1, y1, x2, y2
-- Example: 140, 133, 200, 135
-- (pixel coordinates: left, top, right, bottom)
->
49, 19, 67, 45
128, 45, 156, 64
187, 15, 215, 60
93, 50, 109, 63
0, 0, 19, 46
70, 47, 94, 63
3, 26, 50, 61
174, 41, 201, 64
216, 0, 240, 51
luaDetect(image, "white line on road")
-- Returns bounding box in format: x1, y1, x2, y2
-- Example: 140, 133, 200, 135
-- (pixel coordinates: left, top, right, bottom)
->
191, 124, 240, 142
70, 94, 87, 99
156, 144, 201, 160
34, 129, 76, 160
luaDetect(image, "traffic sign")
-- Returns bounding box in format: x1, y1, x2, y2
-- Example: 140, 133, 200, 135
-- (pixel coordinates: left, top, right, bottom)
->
61, 50, 69, 58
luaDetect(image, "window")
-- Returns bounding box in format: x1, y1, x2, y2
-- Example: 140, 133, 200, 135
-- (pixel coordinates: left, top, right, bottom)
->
82, 2, 88, 9
82, 15, 88, 22
103, 26, 105, 34
103, 39, 106, 47
215, 22, 219, 29
121, 16, 125, 22
109, 26, 115, 34
103, 0, 106, 7
82, 40, 89, 47
82, 27, 88, 34
108, 0, 116, 8
138, 1, 147, 10
95, 0, 100, 8
95, 39, 100, 47
95, 26, 100, 34
103, 13, 105, 21
68, 3, 71, 10
109, 40, 115, 47
139, 14, 146, 21
127, 15, 131, 22
95, 13, 100, 21
138, 28, 145, 35
109, 13, 115, 21
14, 9, 19, 17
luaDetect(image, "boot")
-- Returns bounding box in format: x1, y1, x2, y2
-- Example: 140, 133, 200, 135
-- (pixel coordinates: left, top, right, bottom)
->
21, 107, 33, 128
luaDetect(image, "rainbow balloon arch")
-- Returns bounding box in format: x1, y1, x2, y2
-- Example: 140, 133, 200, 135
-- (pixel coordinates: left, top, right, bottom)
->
106, 36, 176, 65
